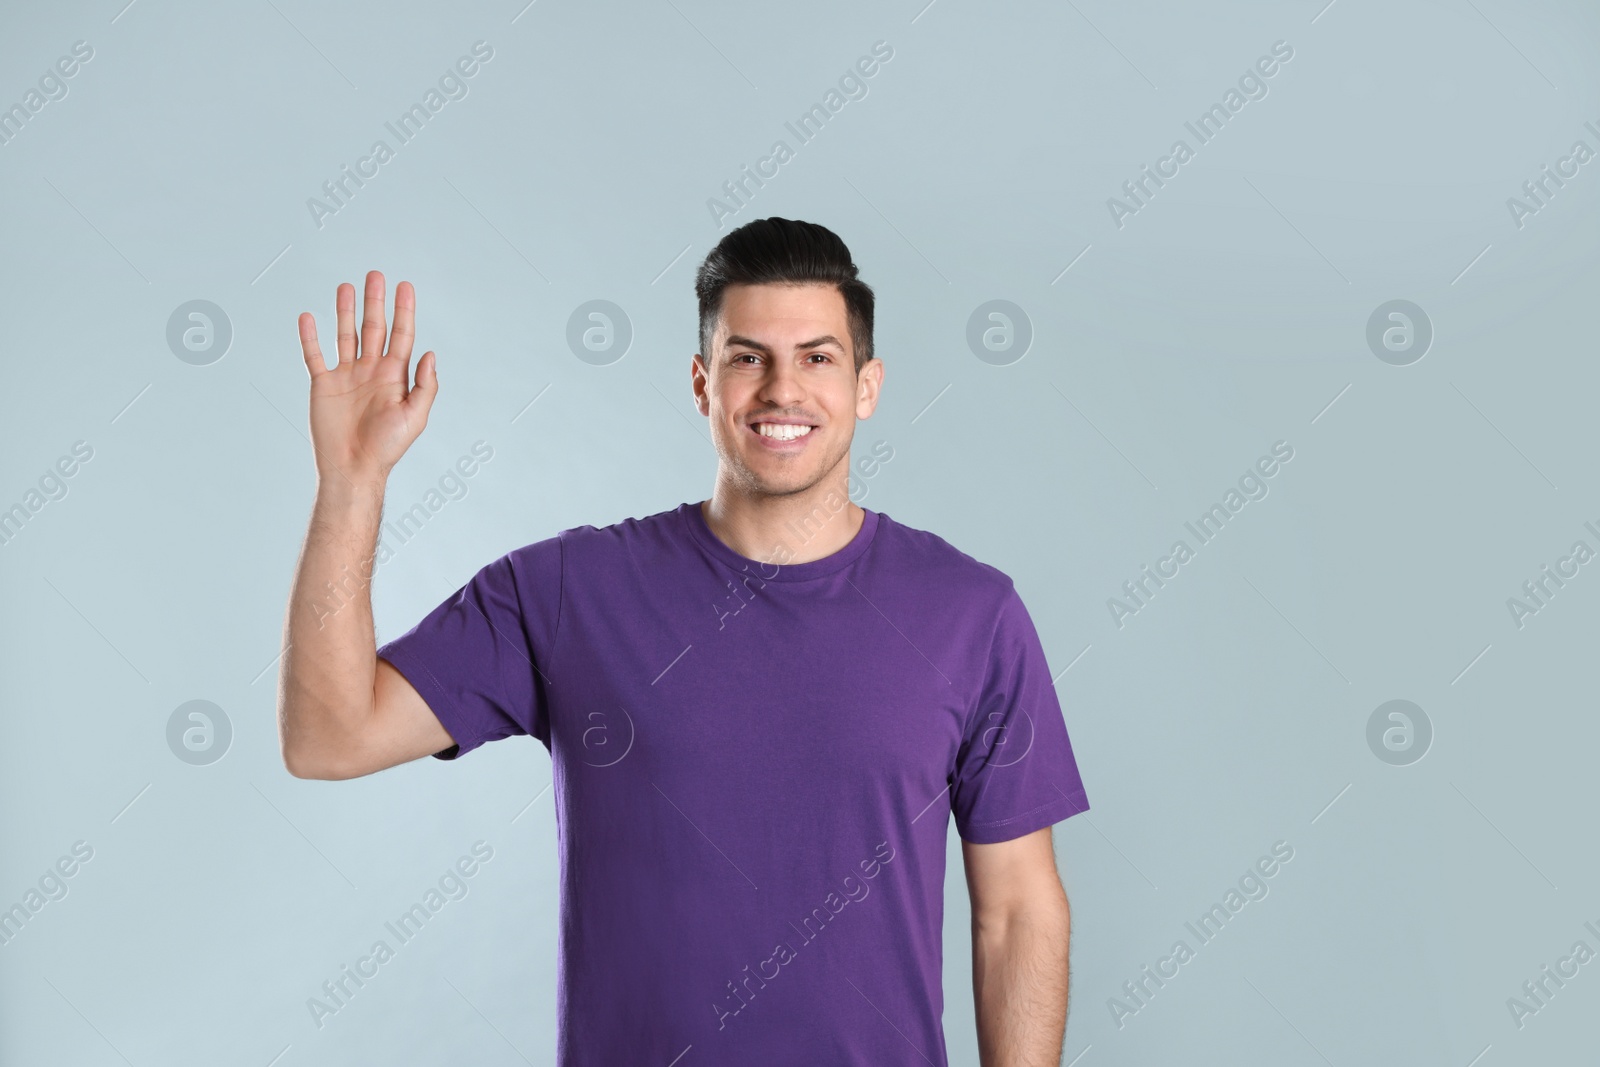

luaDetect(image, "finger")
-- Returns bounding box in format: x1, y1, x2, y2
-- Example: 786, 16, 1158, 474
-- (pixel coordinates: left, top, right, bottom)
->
335, 282, 356, 365
298, 312, 329, 379
403, 350, 439, 423
388, 280, 416, 365
360, 270, 387, 362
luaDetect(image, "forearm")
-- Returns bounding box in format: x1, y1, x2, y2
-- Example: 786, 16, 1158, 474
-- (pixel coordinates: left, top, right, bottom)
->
277, 478, 386, 777
972, 895, 1072, 1067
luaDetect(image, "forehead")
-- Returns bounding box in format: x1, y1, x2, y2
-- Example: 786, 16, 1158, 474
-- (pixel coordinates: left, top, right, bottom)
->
713, 283, 849, 346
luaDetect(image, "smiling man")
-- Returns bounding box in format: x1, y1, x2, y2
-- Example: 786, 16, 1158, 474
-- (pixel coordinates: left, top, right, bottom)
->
277, 217, 1091, 1066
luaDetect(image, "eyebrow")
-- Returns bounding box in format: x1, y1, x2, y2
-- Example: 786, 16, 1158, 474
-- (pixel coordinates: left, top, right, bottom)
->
723, 334, 845, 355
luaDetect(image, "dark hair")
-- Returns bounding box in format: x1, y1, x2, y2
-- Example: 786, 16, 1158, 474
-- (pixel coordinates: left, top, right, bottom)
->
694, 217, 875, 374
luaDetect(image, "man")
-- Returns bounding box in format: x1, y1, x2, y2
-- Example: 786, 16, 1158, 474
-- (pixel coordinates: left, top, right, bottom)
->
278, 217, 1091, 1065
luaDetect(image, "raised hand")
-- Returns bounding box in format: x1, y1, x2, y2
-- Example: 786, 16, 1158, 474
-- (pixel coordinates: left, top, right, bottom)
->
298, 271, 438, 488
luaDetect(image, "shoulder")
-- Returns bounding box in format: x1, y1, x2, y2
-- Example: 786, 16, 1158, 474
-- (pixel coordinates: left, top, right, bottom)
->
492, 506, 685, 626
521, 502, 687, 559
873, 510, 1017, 608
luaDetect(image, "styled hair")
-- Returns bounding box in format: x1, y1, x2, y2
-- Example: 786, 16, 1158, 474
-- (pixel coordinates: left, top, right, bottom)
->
694, 217, 875, 374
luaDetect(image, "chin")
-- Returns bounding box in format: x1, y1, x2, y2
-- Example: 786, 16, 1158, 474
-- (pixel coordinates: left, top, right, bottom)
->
716, 429, 845, 497
749, 472, 818, 496
739, 464, 822, 496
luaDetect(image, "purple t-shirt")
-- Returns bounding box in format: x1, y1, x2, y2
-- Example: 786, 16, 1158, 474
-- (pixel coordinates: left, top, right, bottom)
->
377, 500, 1090, 1065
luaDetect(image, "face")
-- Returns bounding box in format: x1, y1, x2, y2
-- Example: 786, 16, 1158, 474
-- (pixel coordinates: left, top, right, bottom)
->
692, 282, 882, 500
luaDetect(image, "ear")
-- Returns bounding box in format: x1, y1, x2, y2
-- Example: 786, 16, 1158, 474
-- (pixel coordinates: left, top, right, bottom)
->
855, 357, 883, 420
691, 353, 711, 416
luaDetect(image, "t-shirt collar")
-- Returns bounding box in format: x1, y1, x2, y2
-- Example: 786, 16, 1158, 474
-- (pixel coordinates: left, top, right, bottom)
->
681, 499, 880, 581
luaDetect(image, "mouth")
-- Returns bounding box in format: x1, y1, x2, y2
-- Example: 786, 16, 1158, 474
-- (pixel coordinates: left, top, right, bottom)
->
747, 422, 817, 449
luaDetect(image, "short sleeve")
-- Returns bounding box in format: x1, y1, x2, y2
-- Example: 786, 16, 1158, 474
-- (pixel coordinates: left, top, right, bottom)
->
951, 582, 1090, 843
376, 534, 562, 760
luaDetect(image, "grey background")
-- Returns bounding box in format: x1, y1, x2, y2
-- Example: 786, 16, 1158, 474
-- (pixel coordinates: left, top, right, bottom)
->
2, 0, 1596, 1064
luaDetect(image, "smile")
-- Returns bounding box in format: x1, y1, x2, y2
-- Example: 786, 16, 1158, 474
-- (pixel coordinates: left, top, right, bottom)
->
752, 423, 814, 441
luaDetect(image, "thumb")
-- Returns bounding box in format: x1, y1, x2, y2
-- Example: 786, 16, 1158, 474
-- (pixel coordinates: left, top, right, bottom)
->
404, 350, 439, 423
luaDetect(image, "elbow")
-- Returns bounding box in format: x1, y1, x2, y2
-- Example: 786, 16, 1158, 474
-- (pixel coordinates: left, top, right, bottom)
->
279, 699, 356, 780
281, 744, 319, 779
284, 751, 349, 781
280, 734, 346, 781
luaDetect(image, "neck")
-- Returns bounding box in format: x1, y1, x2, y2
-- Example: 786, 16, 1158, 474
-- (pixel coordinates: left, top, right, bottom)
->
701, 477, 863, 566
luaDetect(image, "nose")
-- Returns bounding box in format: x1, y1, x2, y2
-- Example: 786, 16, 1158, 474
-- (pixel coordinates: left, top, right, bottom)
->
756, 357, 806, 409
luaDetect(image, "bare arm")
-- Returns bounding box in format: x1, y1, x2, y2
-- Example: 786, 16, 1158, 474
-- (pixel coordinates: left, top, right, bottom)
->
277, 271, 452, 780
963, 827, 1074, 1067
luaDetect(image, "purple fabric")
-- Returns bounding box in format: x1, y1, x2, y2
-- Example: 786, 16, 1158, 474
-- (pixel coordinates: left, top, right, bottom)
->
377, 501, 1090, 1065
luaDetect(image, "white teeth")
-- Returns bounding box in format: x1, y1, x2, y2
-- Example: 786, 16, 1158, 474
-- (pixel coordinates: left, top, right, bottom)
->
755, 423, 812, 441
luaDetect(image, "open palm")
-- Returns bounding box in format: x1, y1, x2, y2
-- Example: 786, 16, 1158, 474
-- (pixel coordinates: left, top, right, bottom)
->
297, 271, 437, 487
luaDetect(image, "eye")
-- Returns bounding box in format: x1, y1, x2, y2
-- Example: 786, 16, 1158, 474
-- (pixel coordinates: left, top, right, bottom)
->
807, 352, 831, 363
